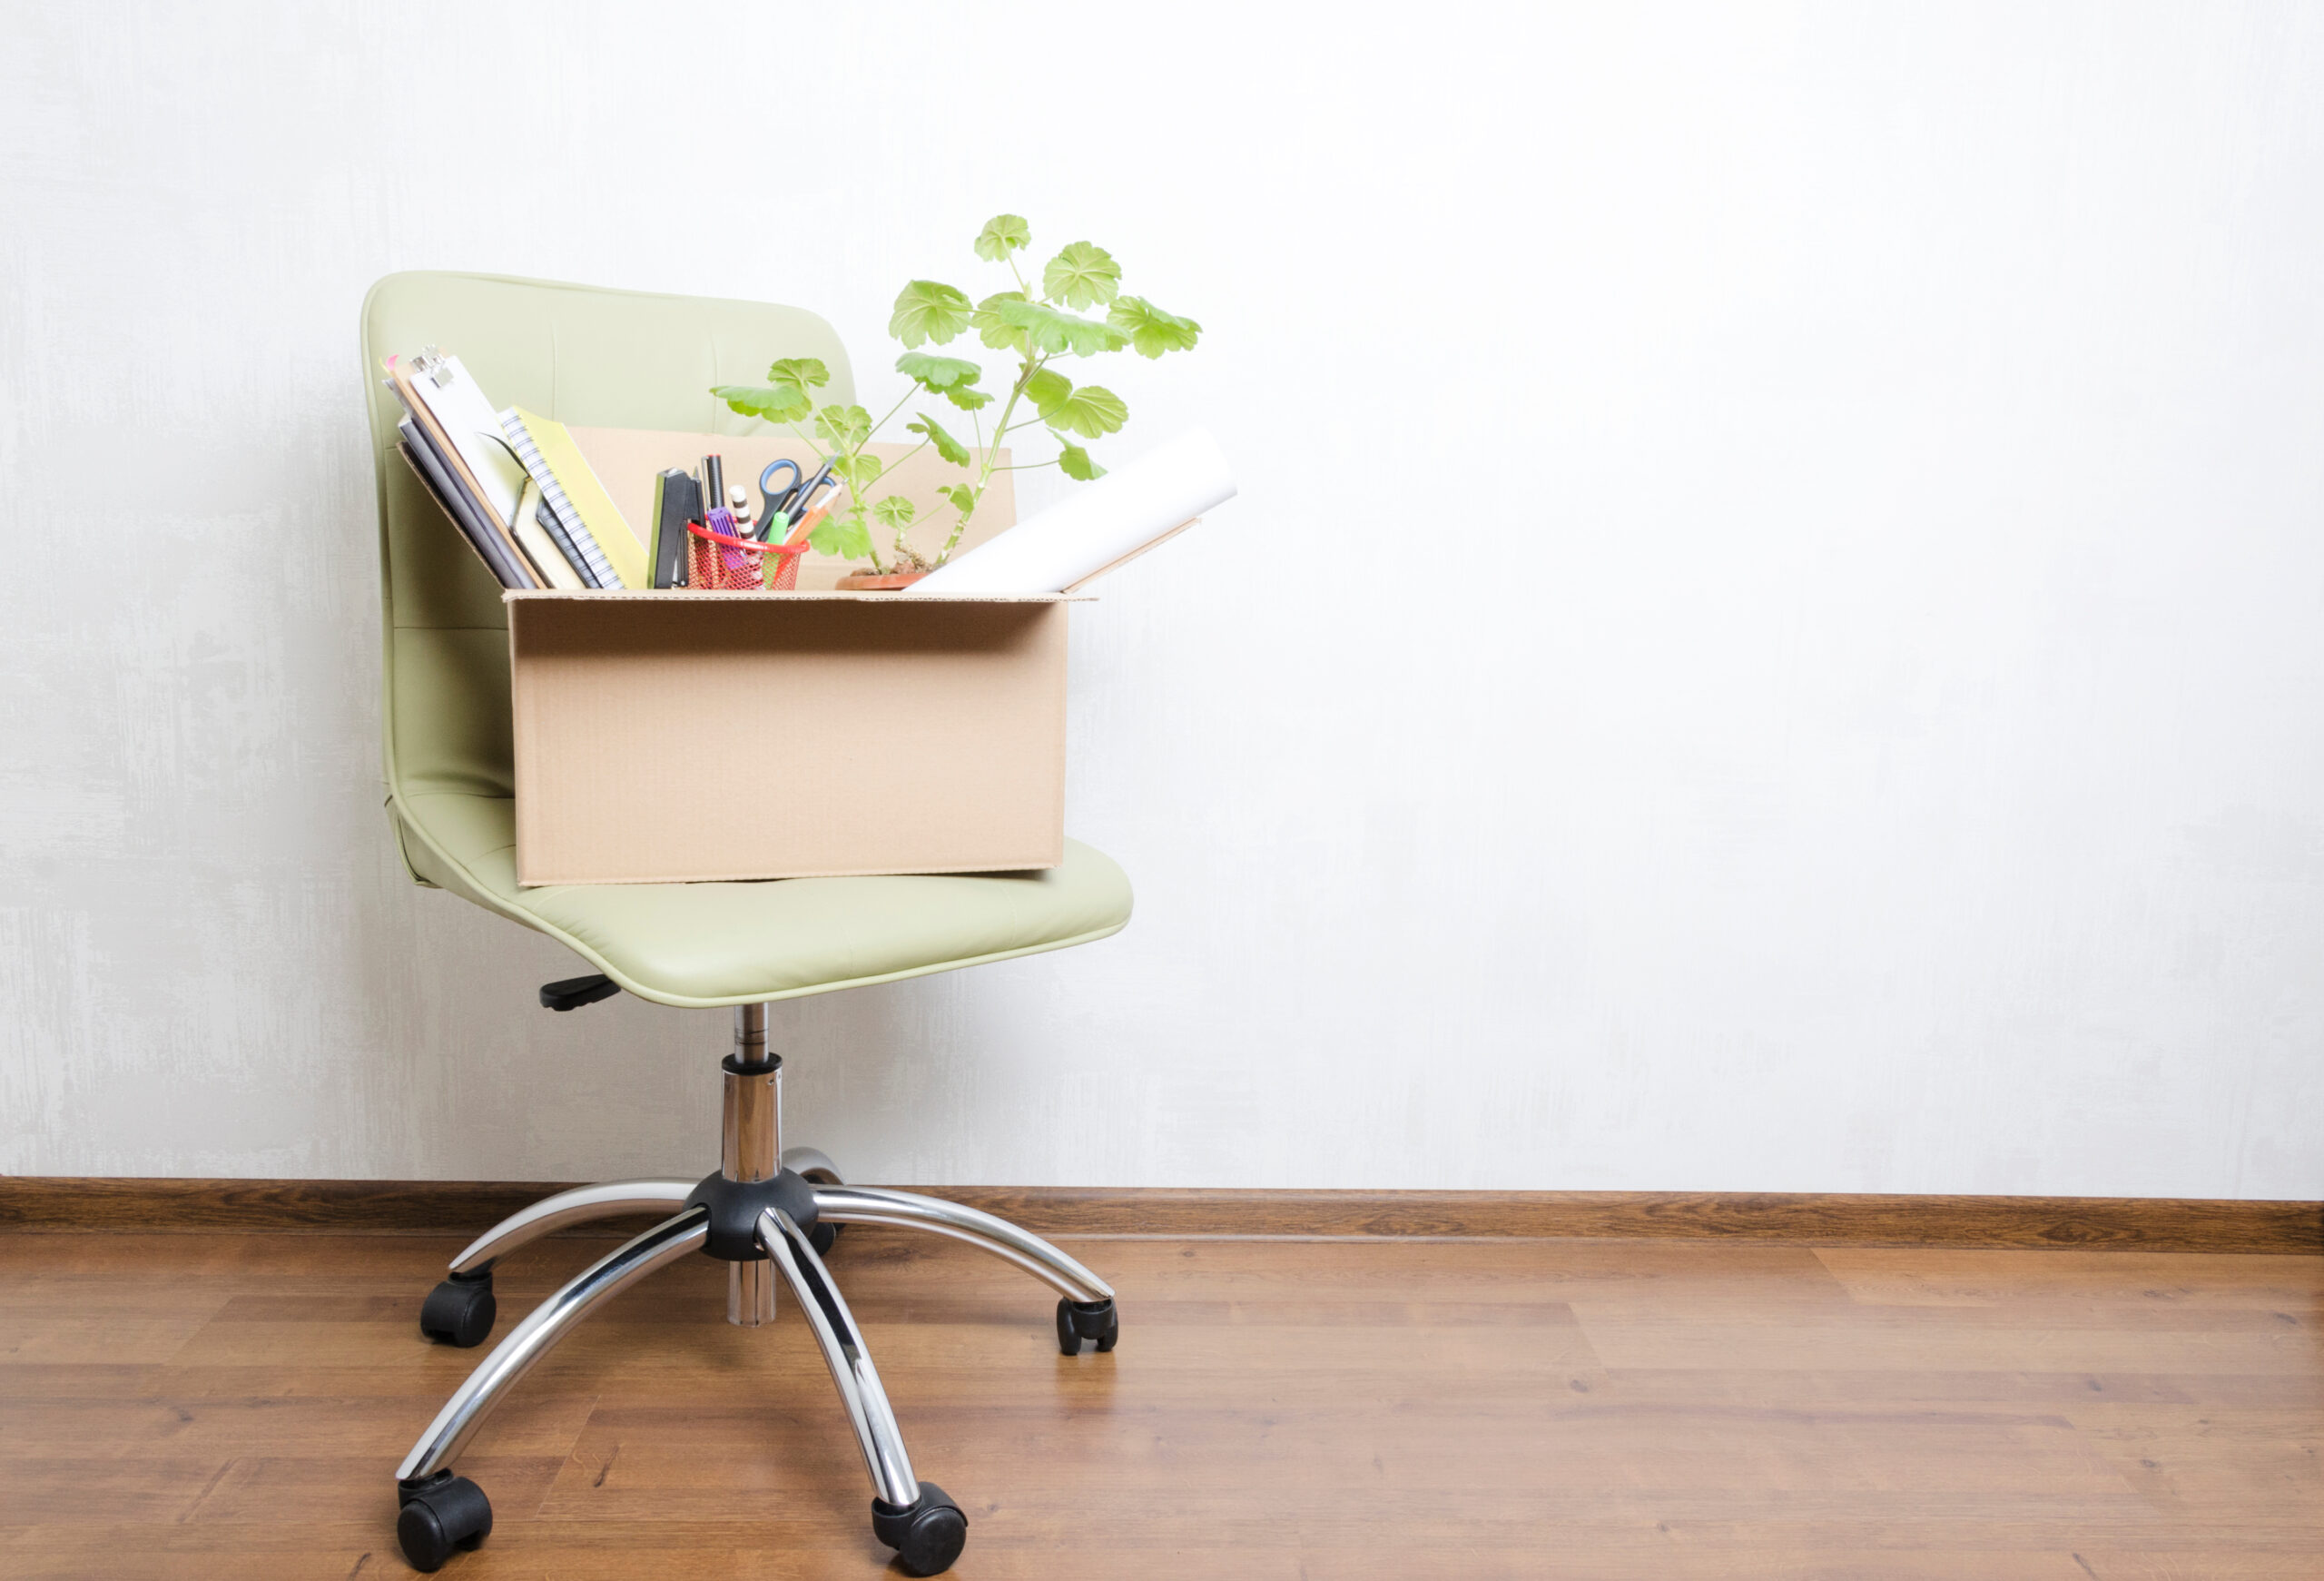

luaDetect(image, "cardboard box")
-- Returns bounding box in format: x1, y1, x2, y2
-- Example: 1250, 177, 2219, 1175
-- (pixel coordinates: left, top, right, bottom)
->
507, 590, 1073, 886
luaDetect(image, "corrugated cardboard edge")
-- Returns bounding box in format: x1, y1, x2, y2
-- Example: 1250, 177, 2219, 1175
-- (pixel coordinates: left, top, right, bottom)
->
515, 859, 1066, 887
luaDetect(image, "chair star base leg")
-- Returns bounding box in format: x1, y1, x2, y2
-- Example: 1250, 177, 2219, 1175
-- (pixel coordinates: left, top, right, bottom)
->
389, 1002, 1111, 1577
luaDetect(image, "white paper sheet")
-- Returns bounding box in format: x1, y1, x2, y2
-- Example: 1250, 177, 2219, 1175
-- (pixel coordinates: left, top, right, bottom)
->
405, 353, 527, 528
908, 427, 1236, 595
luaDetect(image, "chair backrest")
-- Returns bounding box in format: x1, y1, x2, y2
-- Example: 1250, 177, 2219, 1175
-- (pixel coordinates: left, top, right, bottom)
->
357, 272, 852, 828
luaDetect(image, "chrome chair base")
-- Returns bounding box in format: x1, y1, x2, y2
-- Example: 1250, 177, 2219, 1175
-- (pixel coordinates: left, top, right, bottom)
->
389, 1004, 1115, 1577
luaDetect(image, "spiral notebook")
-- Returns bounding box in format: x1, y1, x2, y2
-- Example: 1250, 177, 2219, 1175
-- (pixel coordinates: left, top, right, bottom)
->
499, 408, 648, 589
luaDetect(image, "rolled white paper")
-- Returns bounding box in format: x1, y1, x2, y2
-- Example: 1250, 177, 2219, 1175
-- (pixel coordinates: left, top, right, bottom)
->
908, 427, 1236, 595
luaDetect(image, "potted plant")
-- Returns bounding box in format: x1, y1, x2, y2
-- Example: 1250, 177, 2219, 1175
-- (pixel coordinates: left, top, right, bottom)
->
712, 214, 1203, 587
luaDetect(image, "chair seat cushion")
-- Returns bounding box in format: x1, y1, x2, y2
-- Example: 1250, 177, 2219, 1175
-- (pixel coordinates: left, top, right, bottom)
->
396, 792, 1133, 1007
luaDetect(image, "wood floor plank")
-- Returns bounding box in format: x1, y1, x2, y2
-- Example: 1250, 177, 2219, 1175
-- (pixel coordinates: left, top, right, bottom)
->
2077, 1556, 2324, 1579
0, 1226, 2317, 1576
1593, 1366, 2324, 1410
1571, 1308, 2319, 1375
0, 1392, 597, 1460
1816, 1247, 2324, 1309
0, 1307, 227, 1366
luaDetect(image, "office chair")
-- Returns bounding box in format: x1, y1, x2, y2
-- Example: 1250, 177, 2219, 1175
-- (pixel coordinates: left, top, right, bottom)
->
359, 272, 1133, 1576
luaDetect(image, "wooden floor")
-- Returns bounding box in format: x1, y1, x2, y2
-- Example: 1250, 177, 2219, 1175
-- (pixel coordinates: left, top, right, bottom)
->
0, 1226, 2318, 1579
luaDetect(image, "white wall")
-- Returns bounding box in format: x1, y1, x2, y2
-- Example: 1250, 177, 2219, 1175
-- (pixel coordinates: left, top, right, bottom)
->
4, 1, 2321, 1196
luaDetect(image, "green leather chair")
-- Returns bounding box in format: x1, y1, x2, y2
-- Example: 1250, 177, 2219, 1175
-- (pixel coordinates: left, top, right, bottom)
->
359, 272, 1133, 1576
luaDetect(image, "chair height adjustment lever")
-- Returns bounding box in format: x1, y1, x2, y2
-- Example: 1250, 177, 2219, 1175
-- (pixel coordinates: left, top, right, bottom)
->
540, 973, 620, 1012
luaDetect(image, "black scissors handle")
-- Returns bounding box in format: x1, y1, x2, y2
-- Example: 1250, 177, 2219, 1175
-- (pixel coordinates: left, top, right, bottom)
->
757, 459, 804, 539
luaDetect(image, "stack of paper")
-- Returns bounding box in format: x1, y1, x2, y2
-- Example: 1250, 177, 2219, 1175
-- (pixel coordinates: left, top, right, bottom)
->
385, 351, 645, 589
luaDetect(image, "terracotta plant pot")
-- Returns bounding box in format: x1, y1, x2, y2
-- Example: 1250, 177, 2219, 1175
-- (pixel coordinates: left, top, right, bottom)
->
836, 570, 930, 591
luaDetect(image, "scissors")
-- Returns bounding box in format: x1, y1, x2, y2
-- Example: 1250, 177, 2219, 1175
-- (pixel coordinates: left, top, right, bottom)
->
756, 459, 804, 540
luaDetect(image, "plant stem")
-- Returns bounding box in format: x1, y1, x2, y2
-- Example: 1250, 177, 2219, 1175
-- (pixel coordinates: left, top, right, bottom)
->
872, 389, 916, 430
938, 349, 1046, 563
862, 388, 936, 566
881, 439, 932, 563
842, 390, 909, 572
775, 414, 881, 569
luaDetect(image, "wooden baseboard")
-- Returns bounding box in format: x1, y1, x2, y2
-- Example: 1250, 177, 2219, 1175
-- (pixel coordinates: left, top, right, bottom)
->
0, 1177, 2314, 1253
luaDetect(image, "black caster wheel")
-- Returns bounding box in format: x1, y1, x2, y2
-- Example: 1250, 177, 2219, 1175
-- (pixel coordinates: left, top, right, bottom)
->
396, 1472, 491, 1572
1057, 1296, 1118, 1355
810, 1220, 842, 1258
419, 1270, 496, 1349
872, 1480, 968, 1576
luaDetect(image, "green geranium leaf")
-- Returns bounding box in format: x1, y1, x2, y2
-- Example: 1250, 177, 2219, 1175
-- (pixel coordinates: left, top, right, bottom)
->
710, 383, 812, 423
810, 507, 874, 562
895, 351, 982, 391
1058, 443, 1106, 481
1107, 295, 1203, 359
990, 297, 1128, 357
1042, 241, 1121, 310
830, 450, 883, 497
937, 483, 979, 514
974, 213, 1031, 261
973, 291, 1029, 353
896, 349, 993, 409
889, 279, 974, 347
1027, 371, 1130, 443
872, 494, 917, 530
814, 403, 872, 452
766, 356, 831, 390
905, 412, 971, 467
708, 355, 832, 423
1042, 383, 1128, 440
1024, 365, 1073, 413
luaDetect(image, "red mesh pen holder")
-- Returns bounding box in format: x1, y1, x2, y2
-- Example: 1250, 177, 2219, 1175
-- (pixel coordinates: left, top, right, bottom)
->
685, 512, 812, 592
765, 539, 807, 590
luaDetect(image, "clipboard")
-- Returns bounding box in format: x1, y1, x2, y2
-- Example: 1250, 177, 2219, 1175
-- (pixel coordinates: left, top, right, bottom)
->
389, 351, 543, 584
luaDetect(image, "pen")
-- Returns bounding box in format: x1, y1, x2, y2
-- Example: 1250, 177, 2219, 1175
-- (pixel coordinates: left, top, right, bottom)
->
793, 485, 848, 542
700, 455, 726, 522
787, 460, 836, 527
